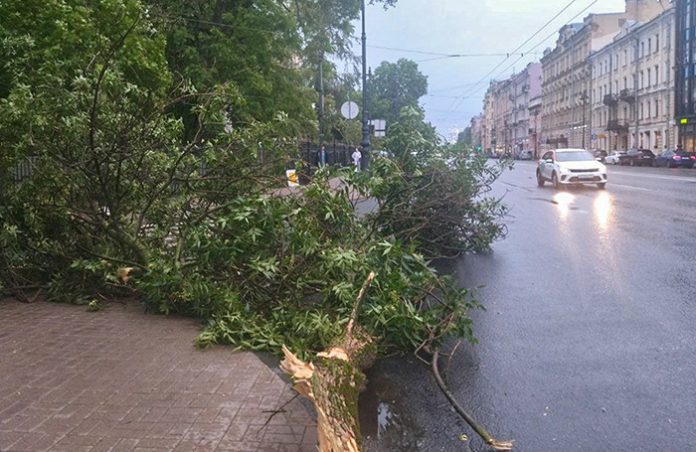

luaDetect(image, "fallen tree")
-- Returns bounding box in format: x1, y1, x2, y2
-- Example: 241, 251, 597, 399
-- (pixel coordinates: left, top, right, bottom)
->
281, 272, 513, 452
281, 272, 377, 452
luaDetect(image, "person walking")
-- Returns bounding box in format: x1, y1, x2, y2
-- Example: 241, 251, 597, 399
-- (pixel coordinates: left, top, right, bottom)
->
318, 145, 327, 168
351, 147, 362, 171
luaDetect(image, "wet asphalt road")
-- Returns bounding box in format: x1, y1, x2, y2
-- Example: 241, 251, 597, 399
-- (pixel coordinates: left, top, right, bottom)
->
365, 161, 696, 451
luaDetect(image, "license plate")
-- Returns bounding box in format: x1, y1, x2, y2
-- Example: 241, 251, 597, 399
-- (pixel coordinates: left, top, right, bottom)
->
579, 176, 594, 180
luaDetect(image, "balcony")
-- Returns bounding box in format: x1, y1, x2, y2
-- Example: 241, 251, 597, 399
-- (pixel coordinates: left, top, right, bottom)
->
619, 89, 635, 103
607, 119, 629, 132
603, 94, 619, 106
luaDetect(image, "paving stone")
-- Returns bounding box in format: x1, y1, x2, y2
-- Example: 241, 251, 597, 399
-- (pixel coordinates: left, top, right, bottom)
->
0, 299, 316, 451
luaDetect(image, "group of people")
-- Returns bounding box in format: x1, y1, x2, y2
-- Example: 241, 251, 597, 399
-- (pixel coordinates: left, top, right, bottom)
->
318, 146, 363, 171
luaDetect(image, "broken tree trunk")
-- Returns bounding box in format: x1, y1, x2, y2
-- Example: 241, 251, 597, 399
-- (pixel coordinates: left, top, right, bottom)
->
281, 272, 377, 452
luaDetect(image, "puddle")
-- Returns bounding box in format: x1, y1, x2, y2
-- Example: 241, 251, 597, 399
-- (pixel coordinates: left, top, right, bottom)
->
359, 369, 424, 451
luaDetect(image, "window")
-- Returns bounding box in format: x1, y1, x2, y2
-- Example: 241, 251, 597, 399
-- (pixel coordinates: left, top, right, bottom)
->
655, 65, 659, 86
648, 38, 652, 55
648, 68, 652, 87
640, 71, 644, 89
641, 41, 645, 57
654, 99, 659, 117
655, 34, 659, 53
623, 76, 628, 90
647, 102, 651, 118
640, 102, 644, 119
623, 49, 628, 66
614, 55, 619, 70
614, 81, 619, 93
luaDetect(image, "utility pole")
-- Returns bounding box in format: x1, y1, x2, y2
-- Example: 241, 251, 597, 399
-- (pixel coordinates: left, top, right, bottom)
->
634, 37, 640, 149
360, 0, 371, 171
580, 90, 588, 148
318, 52, 325, 146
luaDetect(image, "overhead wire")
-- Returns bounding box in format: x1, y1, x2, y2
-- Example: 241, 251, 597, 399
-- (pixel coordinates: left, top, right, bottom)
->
448, 0, 585, 111
487, 0, 601, 86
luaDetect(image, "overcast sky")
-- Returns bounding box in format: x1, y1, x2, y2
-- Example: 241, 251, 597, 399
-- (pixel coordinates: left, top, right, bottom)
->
358, 0, 628, 140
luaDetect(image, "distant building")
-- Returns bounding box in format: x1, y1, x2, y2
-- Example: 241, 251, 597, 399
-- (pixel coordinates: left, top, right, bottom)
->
541, 0, 664, 149
470, 114, 484, 149
676, 0, 696, 150
510, 63, 542, 156
528, 94, 543, 158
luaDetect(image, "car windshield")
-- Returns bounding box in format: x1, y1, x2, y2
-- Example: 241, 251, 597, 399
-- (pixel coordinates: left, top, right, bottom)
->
556, 151, 595, 162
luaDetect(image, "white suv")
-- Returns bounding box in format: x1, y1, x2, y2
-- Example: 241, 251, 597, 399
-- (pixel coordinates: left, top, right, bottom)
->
536, 149, 608, 189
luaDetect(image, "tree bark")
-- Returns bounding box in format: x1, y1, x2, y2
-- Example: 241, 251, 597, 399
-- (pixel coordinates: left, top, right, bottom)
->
280, 272, 376, 452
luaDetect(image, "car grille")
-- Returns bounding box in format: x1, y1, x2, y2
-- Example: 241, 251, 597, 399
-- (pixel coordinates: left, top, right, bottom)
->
569, 168, 599, 173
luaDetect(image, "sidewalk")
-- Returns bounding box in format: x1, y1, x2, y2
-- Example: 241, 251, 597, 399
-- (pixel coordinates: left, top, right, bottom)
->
0, 299, 316, 451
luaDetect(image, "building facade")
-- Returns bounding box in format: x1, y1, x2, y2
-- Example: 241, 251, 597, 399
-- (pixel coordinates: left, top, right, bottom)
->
590, 6, 675, 153
469, 114, 484, 150
510, 63, 543, 155
541, 0, 664, 149
676, 0, 696, 150
481, 64, 541, 156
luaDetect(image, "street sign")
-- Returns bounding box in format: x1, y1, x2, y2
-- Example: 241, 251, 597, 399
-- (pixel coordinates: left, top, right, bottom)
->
369, 119, 386, 137
340, 101, 359, 120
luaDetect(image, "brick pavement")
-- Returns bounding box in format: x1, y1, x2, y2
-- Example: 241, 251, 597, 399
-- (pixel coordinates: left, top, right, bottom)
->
0, 299, 317, 451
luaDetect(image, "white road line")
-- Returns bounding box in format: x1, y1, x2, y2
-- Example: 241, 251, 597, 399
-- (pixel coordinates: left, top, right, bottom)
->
609, 183, 652, 192
608, 170, 696, 183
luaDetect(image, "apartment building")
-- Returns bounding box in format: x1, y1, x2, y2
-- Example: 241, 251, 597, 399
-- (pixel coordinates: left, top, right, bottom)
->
676, 0, 696, 150
540, 0, 664, 149
528, 94, 543, 158
469, 114, 484, 149
482, 79, 512, 153
589, 6, 675, 153
510, 63, 543, 155
481, 64, 541, 155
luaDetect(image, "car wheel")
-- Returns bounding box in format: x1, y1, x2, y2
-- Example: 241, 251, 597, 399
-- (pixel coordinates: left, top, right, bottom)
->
668, 161, 674, 168
597, 183, 606, 190
536, 171, 545, 187
552, 172, 560, 189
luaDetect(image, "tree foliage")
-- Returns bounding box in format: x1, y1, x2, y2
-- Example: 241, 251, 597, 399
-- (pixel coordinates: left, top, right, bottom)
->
1, 0, 507, 361
369, 58, 428, 127
368, 107, 509, 259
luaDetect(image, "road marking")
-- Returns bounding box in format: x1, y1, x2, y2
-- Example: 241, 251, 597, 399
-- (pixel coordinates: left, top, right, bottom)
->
609, 183, 652, 192
608, 170, 696, 183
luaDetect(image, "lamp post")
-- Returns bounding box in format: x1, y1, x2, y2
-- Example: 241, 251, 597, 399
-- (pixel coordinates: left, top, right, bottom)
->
580, 90, 589, 148
360, 0, 371, 171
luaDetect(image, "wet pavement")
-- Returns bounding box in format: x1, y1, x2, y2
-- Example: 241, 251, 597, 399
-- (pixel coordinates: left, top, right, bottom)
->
0, 299, 316, 451
363, 162, 696, 451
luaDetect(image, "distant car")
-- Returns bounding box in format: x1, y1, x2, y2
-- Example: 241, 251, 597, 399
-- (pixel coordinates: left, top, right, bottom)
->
619, 149, 655, 166
518, 150, 533, 160
605, 150, 627, 165
653, 150, 696, 168
536, 148, 607, 189
593, 150, 608, 163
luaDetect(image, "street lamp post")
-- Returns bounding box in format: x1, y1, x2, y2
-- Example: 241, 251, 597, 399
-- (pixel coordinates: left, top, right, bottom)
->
360, 0, 371, 171
580, 90, 589, 148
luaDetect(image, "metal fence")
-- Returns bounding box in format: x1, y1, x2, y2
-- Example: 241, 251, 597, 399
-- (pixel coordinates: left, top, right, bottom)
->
9, 156, 38, 183
299, 142, 357, 168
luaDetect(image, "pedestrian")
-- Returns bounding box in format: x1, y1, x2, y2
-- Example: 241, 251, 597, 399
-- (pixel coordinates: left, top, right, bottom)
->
351, 147, 362, 171
318, 145, 327, 168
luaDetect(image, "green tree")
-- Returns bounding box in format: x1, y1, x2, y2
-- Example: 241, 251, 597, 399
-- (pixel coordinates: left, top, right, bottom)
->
369, 58, 428, 127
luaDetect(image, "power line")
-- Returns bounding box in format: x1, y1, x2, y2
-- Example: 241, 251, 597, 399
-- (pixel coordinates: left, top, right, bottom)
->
369, 44, 536, 59
489, 0, 600, 84
449, 0, 584, 109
